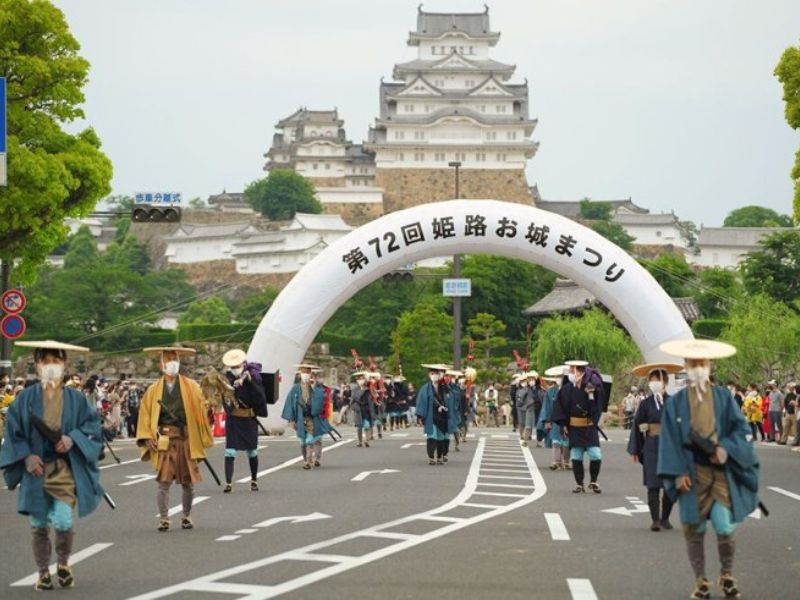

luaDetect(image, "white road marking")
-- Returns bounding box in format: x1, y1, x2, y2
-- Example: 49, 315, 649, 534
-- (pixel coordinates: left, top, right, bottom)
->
472, 490, 527, 498
351, 468, 400, 482
390, 433, 410, 437
11, 543, 113, 587
490, 434, 510, 438
254, 512, 332, 529
567, 578, 598, 600
769, 486, 800, 502
236, 439, 352, 483
120, 473, 156, 486
748, 508, 761, 519
162, 496, 209, 518
99, 457, 141, 470
216, 535, 241, 542
477, 482, 535, 489
235, 529, 258, 534
400, 442, 427, 449
545, 513, 570, 541
129, 436, 548, 600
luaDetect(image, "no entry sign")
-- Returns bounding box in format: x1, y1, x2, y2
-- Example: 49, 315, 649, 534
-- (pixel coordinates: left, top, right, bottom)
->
1, 314, 26, 339
1, 289, 26, 314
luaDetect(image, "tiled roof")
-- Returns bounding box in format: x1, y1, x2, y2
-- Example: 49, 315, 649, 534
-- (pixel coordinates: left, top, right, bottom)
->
411, 7, 498, 40
612, 212, 677, 226
696, 227, 795, 248
165, 222, 257, 241
536, 199, 647, 220
284, 213, 353, 232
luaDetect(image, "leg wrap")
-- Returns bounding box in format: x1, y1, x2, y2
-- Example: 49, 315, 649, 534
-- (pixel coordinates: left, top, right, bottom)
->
717, 534, 736, 574
357, 429, 363, 444
426, 438, 436, 459
181, 483, 194, 516
683, 525, 706, 579
249, 455, 258, 480
552, 446, 561, 464
54, 529, 74, 566
224, 456, 234, 484
31, 527, 51, 572
661, 490, 674, 522
436, 439, 446, 458
589, 459, 601, 483
157, 481, 171, 519
647, 488, 660, 522
572, 460, 584, 485
443, 438, 450, 457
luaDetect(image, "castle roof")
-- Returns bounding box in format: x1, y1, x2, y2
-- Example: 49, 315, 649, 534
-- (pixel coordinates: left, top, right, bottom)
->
409, 6, 500, 45
695, 227, 795, 249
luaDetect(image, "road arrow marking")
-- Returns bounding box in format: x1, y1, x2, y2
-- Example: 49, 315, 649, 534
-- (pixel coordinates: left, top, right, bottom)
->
748, 508, 761, 520
254, 512, 332, 529
120, 473, 156, 486
351, 469, 400, 482
602, 496, 650, 517
401, 442, 426, 449
11, 543, 113, 587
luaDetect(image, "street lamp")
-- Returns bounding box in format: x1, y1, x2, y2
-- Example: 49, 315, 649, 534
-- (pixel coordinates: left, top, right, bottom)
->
448, 161, 462, 370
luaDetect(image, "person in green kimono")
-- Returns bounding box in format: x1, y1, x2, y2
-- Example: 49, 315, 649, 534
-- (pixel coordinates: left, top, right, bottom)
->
0, 340, 104, 591
658, 339, 760, 600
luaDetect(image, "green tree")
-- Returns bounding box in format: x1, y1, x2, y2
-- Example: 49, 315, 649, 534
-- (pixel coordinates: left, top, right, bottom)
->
775, 41, 800, 221
723, 205, 793, 228
716, 295, 800, 384
245, 170, 321, 221
187, 196, 206, 209
232, 287, 280, 323
179, 297, 232, 326
62, 225, 100, 270
459, 255, 556, 339
695, 268, 742, 318
739, 230, 800, 306
641, 253, 695, 297
0, 0, 113, 282
391, 300, 453, 386
467, 313, 508, 360
578, 198, 613, 221
105, 235, 151, 275
591, 221, 636, 251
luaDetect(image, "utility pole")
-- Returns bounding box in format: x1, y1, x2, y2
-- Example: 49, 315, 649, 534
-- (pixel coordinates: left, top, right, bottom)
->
448, 161, 462, 370
0, 259, 12, 379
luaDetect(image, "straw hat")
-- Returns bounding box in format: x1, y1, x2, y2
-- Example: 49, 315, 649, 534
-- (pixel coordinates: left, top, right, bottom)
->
446, 369, 464, 378
544, 365, 567, 378
222, 349, 247, 367
143, 346, 197, 356
632, 362, 683, 377
393, 375, 406, 382
366, 371, 382, 379
15, 340, 89, 353
659, 339, 736, 360
352, 371, 371, 379
523, 371, 539, 379
293, 363, 319, 370
421, 363, 450, 371
565, 360, 589, 367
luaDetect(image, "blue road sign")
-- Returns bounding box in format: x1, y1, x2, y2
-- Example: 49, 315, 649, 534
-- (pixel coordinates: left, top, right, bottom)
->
1, 314, 26, 340
135, 192, 182, 204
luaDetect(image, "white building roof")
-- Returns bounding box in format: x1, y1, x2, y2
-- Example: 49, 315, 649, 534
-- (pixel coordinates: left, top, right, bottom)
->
283, 213, 353, 232
696, 227, 795, 249
164, 222, 258, 242
612, 212, 678, 226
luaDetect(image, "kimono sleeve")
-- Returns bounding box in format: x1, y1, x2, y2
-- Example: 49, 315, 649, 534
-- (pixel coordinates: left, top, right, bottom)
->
657, 395, 689, 479
0, 394, 30, 489
551, 387, 569, 426
415, 385, 430, 420
627, 402, 646, 457
65, 391, 103, 465
281, 387, 298, 422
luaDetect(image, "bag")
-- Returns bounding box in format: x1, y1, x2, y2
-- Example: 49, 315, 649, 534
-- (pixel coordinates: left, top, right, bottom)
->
261, 371, 280, 405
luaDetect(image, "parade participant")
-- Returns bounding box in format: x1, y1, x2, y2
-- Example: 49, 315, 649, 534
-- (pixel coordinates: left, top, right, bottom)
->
368, 372, 386, 440
552, 360, 606, 493
626, 362, 682, 532
350, 372, 375, 447
508, 374, 519, 430
282, 364, 331, 468
515, 371, 539, 447
742, 385, 764, 441
446, 369, 465, 451
407, 382, 417, 427
483, 382, 499, 427
657, 339, 760, 600
220, 349, 267, 493
393, 375, 409, 430
416, 364, 459, 465
137, 346, 213, 532
385, 378, 400, 431
537, 366, 570, 470
312, 368, 332, 467
0, 340, 104, 590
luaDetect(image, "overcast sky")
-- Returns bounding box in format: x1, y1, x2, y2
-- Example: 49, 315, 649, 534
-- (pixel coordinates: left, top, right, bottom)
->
54, 0, 800, 226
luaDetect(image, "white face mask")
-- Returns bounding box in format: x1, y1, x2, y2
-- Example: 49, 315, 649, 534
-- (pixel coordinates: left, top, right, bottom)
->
40, 363, 64, 385
568, 373, 577, 384
430, 373, 440, 383
648, 381, 664, 396
687, 366, 710, 384
163, 361, 180, 376
520, 382, 528, 388
300, 372, 311, 383
230, 367, 243, 377
356, 378, 366, 387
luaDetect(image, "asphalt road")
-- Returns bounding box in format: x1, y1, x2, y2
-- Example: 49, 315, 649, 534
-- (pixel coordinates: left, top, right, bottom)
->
1, 426, 798, 599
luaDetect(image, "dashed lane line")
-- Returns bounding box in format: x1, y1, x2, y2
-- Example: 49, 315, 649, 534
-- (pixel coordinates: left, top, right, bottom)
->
567, 578, 598, 600
235, 439, 352, 483
544, 513, 570, 541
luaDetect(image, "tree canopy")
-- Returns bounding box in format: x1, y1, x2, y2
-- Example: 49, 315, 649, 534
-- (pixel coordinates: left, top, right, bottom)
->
391, 300, 453, 385
590, 221, 636, 252
578, 199, 613, 221
723, 205, 793, 228
641, 253, 695, 297
775, 40, 800, 221
467, 312, 508, 360
245, 169, 321, 221
0, 0, 113, 282
179, 297, 232, 326
739, 230, 800, 306
695, 267, 742, 318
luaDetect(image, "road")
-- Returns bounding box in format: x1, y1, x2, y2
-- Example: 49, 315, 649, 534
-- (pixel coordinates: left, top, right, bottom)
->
1, 426, 798, 599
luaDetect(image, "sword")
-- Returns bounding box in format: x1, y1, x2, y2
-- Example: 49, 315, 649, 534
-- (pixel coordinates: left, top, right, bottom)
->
104, 438, 121, 464
157, 400, 221, 486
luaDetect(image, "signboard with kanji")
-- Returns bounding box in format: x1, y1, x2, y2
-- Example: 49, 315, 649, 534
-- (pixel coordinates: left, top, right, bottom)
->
442, 278, 472, 297
135, 192, 182, 204
1, 289, 26, 314
1, 314, 26, 340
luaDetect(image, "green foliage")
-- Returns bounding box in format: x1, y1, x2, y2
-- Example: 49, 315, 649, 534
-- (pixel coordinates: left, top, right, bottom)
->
245, 170, 321, 220
578, 199, 612, 221
530, 309, 640, 376
775, 41, 800, 221
723, 205, 793, 228
695, 268, 742, 318
0, 0, 113, 282
187, 197, 206, 209
313, 331, 385, 358
467, 313, 508, 360
62, 225, 100, 270
641, 253, 696, 297
391, 300, 453, 385
591, 221, 636, 251
739, 230, 800, 306
716, 295, 800, 384
691, 319, 729, 340
459, 255, 556, 338
176, 323, 254, 344
178, 297, 232, 326
679, 220, 699, 247
231, 288, 280, 323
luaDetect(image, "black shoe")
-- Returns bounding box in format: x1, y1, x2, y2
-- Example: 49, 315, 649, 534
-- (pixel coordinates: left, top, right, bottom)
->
549, 463, 559, 471
660, 519, 673, 530
650, 520, 661, 531
250, 480, 258, 492
588, 482, 602, 494
442, 456, 448, 463
223, 484, 232, 494
365, 441, 370, 448
314, 460, 321, 468
719, 574, 740, 598
34, 571, 54, 591
56, 565, 74, 588
572, 485, 585, 494
436, 458, 443, 465
378, 432, 383, 439
356, 443, 363, 447
690, 577, 711, 599
181, 515, 194, 530
302, 463, 311, 470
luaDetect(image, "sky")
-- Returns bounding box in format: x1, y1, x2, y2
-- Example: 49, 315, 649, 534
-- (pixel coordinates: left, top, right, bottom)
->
53, 0, 800, 227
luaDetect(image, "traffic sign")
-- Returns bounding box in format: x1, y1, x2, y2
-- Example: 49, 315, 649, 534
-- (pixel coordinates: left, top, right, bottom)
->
1, 314, 26, 339
1, 289, 26, 314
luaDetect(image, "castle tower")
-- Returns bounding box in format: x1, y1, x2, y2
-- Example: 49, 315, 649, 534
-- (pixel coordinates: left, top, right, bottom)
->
365, 5, 539, 212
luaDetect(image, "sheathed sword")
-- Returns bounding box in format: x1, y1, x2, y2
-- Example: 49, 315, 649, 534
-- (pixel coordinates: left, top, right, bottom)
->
157, 400, 221, 486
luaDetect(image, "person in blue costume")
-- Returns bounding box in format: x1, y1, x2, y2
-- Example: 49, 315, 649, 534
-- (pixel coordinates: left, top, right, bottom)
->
0, 340, 104, 591
350, 371, 375, 448
537, 366, 571, 471
626, 362, 682, 532
282, 363, 331, 470
415, 364, 459, 465
657, 339, 760, 600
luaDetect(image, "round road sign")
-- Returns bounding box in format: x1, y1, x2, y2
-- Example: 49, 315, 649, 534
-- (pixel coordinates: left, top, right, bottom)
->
1, 289, 26, 314
1, 314, 26, 339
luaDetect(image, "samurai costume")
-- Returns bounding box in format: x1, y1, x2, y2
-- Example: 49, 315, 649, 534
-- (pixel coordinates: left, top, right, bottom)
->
627, 391, 675, 530
394, 378, 410, 430
515, 377, 537, 446
1, 381, 104, 589
537, 381, 570, 470
350, 384, 375, 448
282, 380, 331, 468
416, 379, 459, 465
222, 365, 267, 492
385, 384, 401, 431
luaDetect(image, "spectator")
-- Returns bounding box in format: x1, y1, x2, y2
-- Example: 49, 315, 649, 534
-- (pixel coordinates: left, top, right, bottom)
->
767, 381, 784, 443
727, 381, 744, 409
622, 387, 637, 430
760, 388, 772, 442
779, 384, 797, 445
125, 382, 142, 437
742, 384, 764, 441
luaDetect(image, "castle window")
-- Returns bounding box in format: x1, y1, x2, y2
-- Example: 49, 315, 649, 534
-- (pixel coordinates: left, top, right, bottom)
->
486, 131, 497, 141
313, 163, 318, 170
414, 131, 425, 140
479, 105, 486, 112
434, 152, 445, 161
469, 46, 474, 54
398, 153, 405, 161
394, 131, 405, 140
476, 153, 486, 162
496, 105, 507, 113
507, 131, 517, 140
496, 153, 507, 161
404, 104, 415, 113
324, 163, 330, 170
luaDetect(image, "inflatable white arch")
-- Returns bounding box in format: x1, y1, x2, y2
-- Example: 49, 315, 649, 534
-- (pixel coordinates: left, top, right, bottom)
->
247, 200, 693, 427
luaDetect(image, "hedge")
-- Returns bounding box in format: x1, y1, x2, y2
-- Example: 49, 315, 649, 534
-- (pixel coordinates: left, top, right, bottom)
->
692, 319, 728, 340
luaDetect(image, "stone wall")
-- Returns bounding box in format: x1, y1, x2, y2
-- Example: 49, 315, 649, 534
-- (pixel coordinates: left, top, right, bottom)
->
321, 201, 384, 226
177, 260, 295, 292
309, 176, 346, 188
375, 168, 534, 213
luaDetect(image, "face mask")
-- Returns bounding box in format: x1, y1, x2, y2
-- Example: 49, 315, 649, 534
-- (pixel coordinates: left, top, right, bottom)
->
163, 361, 180, 376
687, 366, 710, 384
300, 373, 311, 383
520, 382, 528, 388
430, 373, 440, 383
648, 381, 664, 396
568, 373, 577, 384
356, 379, 366, 387
40, 363, 64, 385
230, 367, 243, 377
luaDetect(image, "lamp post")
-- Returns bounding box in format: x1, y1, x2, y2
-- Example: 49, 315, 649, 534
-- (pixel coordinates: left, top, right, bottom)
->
448, 161, 462, 370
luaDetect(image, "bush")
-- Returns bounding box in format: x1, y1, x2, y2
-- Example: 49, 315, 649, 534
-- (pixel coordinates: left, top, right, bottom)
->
692, 319, 728, 340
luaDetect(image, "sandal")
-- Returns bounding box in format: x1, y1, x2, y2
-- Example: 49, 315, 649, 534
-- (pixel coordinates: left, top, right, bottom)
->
223, 484, 232, 494
34, 571, 54, 591
718, 573, 740, 598
572, 485, 585, 494
588, 482, 602, 494
250, 480, 258, 492
56, 565, 74, 588
181, 515, 194, 530
690, 577, 711, 599
157, 519, 170, 532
